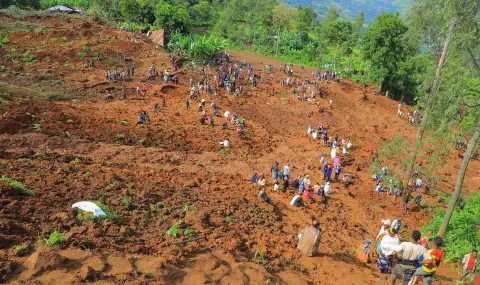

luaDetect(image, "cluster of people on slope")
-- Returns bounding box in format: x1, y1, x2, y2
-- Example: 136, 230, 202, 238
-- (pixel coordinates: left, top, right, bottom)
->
372, 165, 432, 213
374, 218, 478, 285
397, 103, 423, 125
251, 161, 334, 208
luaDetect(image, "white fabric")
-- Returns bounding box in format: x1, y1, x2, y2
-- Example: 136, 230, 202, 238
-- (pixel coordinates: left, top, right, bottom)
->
394, 242, 431, 261
224, 111, 230, 118
220, 140, 230, 147
331, 148, 336, 159
380, 235, 400, 255
72, 201, 106, 217
324, 184, 331, 195
290, 195, 302, 205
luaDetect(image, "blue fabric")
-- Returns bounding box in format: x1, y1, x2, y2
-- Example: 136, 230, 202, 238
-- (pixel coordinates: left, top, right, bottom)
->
364, 239, 371, 254
251, 175, 257, 183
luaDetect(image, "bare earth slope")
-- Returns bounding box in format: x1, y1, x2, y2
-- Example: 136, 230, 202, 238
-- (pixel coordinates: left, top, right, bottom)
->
0, 14, 477, 285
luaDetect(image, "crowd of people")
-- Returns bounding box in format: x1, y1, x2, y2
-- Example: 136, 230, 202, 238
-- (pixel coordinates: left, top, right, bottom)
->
97, 31, 477, 283
372, 218, 478, 285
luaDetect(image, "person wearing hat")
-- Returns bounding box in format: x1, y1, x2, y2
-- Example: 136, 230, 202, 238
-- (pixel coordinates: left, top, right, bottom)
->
376, 227, 400, 273
391, 230, 433, 285
297, 219, 322, 257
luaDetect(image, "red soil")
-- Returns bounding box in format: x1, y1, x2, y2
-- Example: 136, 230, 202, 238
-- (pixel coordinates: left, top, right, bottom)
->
0, 14, 478, 284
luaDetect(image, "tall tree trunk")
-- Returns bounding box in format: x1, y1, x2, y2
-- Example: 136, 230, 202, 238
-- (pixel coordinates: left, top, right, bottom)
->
402, 20, 456, 193
437, 119, 480, 237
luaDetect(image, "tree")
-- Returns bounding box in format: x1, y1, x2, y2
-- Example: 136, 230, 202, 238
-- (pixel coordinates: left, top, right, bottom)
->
324, 20, 353, 46
189, 0, 213, 27
353, 11, 364, 38
438, 119, 480, 237
155, 0, 191, 36
362, 13, 413, 92
273, 3, 295, 31
401, 20, 456, 193
118, 0, 155, 24
295, 5, 316, 42
323, 7, 338, 24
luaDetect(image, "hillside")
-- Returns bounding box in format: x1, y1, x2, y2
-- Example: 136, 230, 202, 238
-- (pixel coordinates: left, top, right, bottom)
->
0, 13, 476, 285
279, 0, 412, 22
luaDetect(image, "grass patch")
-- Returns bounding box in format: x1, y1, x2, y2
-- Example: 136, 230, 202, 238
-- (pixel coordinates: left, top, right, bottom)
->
252, 248, 267, 265
218, 148, 230, 155
225, 215, 234, 223
43, 229, 64, 246
94, 201, 122, 223
35, 93, 73, 101
12, 243, 32, 256
120, 197, 131, 206
166, 220, 182, 238
76, 52, 87, 58
0, 176, 35, 196
63, 62, 76, 70
120, 119, 128, 126
33, 123, 41, 132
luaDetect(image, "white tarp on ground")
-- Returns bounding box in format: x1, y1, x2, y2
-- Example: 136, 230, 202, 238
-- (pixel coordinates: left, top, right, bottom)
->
72, 201, 106, 217
47, 5, 73, 12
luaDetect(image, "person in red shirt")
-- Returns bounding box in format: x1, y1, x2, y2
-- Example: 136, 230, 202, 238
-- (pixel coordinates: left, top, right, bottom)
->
461, 249, 478, 282
410, 236, 444, 285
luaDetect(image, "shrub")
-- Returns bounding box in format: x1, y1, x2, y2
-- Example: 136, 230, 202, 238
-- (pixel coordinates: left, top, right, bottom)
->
166, 220, 182, 237
43, 229, 64, 246
422, 193, 480, 262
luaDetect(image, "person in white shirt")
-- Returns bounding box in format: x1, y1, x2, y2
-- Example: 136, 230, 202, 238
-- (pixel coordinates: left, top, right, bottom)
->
283, 164, 290, 180
376, 219, 391, 239
376, 227, 400, 273
391, 230, 433, 285
273, 182, 279, 192
219, 137, 230, 148
224, 110, 230, 119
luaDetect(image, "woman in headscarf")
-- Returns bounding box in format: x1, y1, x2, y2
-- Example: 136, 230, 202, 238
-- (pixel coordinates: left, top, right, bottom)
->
376, 227, 400, 273
376, 219, 391, 254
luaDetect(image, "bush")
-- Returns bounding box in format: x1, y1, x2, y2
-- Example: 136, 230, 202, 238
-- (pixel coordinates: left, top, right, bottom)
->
167, 33, 227, 63
43, 229, 64, 246
0, 176, 35, 196
422, 193, 480, 262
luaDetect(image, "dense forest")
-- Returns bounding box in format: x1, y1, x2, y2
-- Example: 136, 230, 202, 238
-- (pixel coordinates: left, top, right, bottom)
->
1, 0, 480, 262
278, 0, 412, 23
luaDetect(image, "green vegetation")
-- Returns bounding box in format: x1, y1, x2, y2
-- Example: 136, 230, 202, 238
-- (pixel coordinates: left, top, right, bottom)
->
422, 194, 480, 262
120, 197, 131, 206
252, 248, 268, 265
167, 33, 227, 63
0, 175, 35, 196
12, 243, 32, 256
35, 93, 73, 101
43, 229, 65, 246
120, 119, 128, 126
94, 201, 122, 223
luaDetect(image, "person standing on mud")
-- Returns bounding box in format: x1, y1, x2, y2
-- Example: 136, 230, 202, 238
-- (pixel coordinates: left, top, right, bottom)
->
271, 162, 279, 184
390, 230, 433, 285
297, 219, 321, 257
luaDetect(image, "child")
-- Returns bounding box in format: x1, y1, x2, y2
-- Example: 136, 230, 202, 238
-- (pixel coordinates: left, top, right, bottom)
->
410, 236, 444, 285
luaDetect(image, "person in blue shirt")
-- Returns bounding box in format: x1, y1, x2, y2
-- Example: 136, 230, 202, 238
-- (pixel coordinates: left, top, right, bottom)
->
334, 165, 342, 180
251, 173, 258, 183
325, 165, 332, 183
